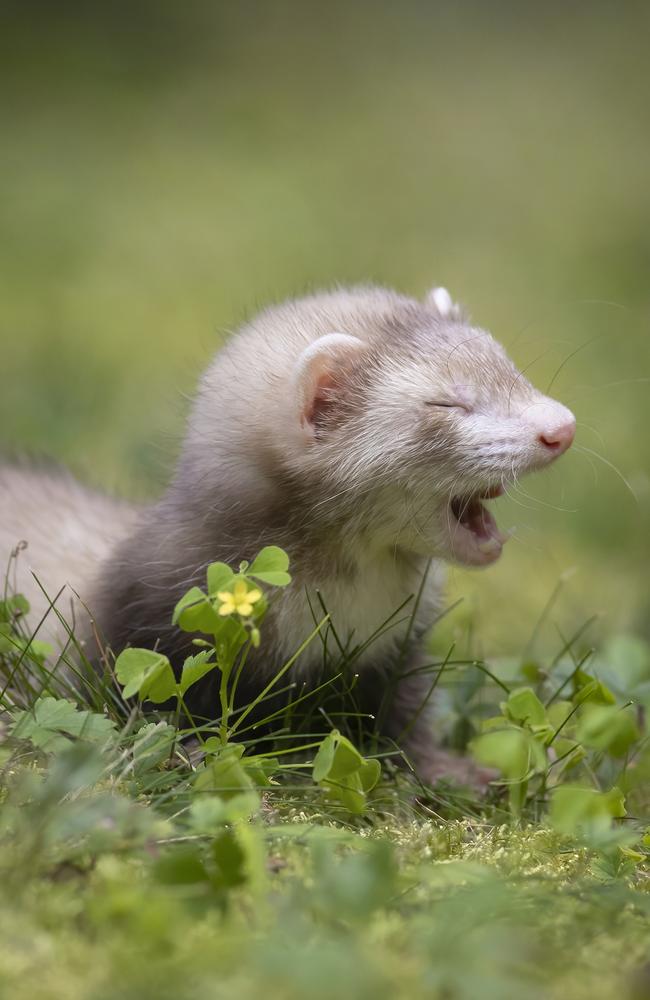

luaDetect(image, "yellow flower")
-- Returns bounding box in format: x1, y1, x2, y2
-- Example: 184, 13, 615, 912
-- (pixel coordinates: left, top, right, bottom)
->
217, 579, 262, 617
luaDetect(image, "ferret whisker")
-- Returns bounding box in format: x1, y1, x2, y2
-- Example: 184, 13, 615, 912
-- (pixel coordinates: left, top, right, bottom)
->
444, 332, 491, 379
507, 482, 579, 514
575, 420, 608, 451
502, 484, 546, 513
507, 348, 553, 414
573, 445, 638, 504
572, 446, 599, 488
545, 334, 607, 395
592, 377, 650, 390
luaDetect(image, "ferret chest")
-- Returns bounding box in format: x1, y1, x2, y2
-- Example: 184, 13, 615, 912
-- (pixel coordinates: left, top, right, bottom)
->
272, 553, 443, 673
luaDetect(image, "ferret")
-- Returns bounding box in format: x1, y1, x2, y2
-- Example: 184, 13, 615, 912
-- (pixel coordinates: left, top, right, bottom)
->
0, 285, 576, 786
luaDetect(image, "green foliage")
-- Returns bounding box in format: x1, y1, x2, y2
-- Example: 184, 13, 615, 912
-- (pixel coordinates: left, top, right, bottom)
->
246, 546, 292, 587
1, 582, 650, 1000
10, 696, 116, 752
503, 686, 547, 728
309, 837, 398, 922
0, 593, 29, 622
178, 651, 215, 694
171, 586, 222, 634
154, 807, 264, 900
111, 549, 380, 820
194, 743, 274, 799
0, 592, 53, 677
576, 704, 639, 757
550, 785, 626, 838
313, 729, 381, 814
115, 648, 177, 702
465, 631, 650, 874
119, 547, 291, 731
132, 721, 177, 778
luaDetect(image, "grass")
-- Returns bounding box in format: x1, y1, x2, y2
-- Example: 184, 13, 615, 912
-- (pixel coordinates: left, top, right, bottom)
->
2, 807, 650, 1000
2, 559, 650, 1000
2, 3, 650, 996
2, 714, 650, 1000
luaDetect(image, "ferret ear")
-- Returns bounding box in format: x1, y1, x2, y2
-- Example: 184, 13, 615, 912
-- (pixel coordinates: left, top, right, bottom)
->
424, 286, 465, 321
293, 332, 366, 437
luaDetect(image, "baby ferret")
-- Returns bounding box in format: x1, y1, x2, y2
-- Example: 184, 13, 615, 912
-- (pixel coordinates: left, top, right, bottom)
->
0, 285, 575, 785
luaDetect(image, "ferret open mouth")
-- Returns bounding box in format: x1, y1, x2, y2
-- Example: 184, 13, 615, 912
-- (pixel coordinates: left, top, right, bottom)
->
447, 485, 510, 566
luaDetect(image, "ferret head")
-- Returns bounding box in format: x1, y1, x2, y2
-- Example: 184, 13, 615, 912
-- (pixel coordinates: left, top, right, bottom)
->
283, 286, 575, 567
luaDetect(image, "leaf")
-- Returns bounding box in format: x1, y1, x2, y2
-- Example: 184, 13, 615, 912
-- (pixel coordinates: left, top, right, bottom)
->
187, 796, 230, 831
247, 545, 292, 586
232, 818, 267, 893
576, 705, 639, 758
154, 847, 210, 886
471, 727, 546, 782
132, 722, 177, 776
326, 769, 368, 814
179, 651, 216, 695
212, 829, 247, 889
213, 616, 248, 665
0, 623, 14, 654
520, 660, 542, 683
10, 697, 116, 753
312, 731, 337, 782
552, 737, 585, 776
172, 586, 205, 625
619, 845, 645, 862
0, 593, 30, 621
23, 638, 54, 666
202, 740, 277, 783
550, 784, 626, 837
195, 743, 255, 799
239, 755, 280, 787
188, 792, 259, 832
573, 670, 616, 706
547, 700, 574, 731
206, 561, 235, 597
504, 687, 547, 727
312, 730, 380, 814
115, 648, 177, 703
172, 586, 222, 635
310, 838, 397, 920
600, 634, 650, 692
0, 624, 52, 665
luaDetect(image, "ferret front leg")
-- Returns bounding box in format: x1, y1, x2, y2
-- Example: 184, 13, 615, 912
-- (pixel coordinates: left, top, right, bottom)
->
382, 668, 495, 791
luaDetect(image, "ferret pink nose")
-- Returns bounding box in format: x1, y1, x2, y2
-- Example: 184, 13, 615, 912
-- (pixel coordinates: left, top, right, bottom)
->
538, 415, 576, 455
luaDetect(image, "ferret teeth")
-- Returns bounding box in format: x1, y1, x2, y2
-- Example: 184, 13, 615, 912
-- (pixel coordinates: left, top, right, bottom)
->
477, 537, 502, 555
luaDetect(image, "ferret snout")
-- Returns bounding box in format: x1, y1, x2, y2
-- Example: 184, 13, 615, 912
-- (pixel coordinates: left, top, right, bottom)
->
526, 399, 576, 460
538, 416, 575, 455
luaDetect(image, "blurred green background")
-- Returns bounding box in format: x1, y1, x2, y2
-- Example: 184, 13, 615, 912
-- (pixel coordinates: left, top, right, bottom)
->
1, 1, 648, 650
